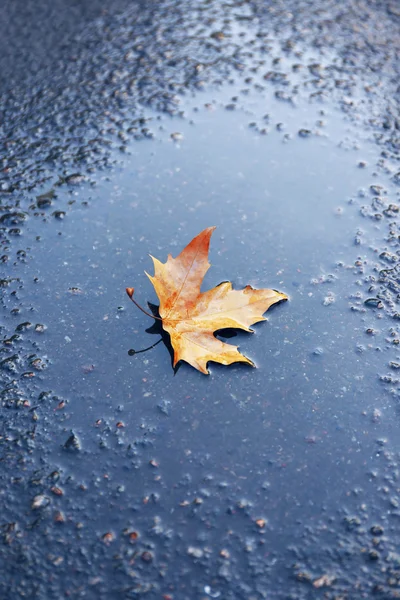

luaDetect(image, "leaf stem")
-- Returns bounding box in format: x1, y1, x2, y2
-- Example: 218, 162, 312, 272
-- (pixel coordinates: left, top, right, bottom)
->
126, 287, 163, 321
128, 338, 163, 355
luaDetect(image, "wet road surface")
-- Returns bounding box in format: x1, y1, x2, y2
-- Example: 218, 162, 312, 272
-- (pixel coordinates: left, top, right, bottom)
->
1, 1, 400, 598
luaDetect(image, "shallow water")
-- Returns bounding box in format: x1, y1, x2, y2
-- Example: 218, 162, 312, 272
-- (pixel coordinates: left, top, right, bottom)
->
6, 101, 398, 547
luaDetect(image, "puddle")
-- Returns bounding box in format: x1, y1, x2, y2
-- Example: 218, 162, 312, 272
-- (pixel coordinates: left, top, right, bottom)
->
3, 102, 397, 541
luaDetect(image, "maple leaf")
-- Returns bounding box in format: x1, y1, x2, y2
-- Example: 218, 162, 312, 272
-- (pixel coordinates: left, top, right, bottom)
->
127, 227, 287, 374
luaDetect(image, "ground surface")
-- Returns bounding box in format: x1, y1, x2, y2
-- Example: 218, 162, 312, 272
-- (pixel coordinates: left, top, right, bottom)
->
1, 1, 400, 599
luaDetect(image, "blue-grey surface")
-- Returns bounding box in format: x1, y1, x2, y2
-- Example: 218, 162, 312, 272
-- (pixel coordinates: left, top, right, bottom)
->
1, 1, 400, 599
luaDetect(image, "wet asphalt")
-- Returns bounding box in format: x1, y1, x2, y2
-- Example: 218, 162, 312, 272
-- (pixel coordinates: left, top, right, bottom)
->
1, 1, 400, 599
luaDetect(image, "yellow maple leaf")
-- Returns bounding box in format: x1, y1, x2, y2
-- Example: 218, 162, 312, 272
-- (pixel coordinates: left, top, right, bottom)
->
127, 227, 287, 374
